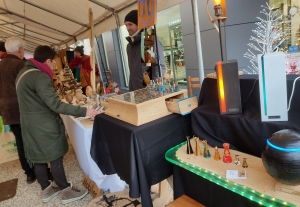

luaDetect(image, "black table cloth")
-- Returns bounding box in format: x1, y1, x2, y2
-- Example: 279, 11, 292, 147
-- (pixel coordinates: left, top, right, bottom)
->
173, 165, 261, 207
91, 113, 192, 207
192, 75, 300, 157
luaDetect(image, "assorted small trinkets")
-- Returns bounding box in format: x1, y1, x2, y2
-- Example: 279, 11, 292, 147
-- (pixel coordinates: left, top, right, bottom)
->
214, 146, 221, 161
65, 92, 73, 104
186, 136, 194, 155
223, 143, 232, 163
234, 155, 240, 165
202, 140, 211, 158
56, 66, 82, 97
143, 77, 180, 97
242, 158, 248, 168
194, 137, 202, 156
183, 137, 250, 170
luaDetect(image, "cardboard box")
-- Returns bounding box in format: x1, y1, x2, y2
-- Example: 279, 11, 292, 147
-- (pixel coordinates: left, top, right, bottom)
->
82, 174, 102, 198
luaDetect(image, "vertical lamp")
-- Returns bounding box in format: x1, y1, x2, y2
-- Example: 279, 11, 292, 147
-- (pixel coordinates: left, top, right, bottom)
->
215, 60, 242, 115
206, 0, 227, 61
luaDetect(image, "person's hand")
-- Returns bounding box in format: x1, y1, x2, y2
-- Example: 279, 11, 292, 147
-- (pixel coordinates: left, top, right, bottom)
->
86, 108, 99, 120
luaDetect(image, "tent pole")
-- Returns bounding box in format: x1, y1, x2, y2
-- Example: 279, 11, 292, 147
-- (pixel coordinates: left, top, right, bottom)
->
191, 0, 205, 83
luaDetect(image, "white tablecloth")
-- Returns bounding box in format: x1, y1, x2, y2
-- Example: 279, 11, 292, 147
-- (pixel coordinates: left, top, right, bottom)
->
60, 114, 125, 192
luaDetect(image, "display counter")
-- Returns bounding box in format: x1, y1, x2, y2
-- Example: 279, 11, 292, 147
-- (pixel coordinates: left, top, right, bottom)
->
166, 141, 299, 207
192, 75, 300, 157
90, 113, 192, 207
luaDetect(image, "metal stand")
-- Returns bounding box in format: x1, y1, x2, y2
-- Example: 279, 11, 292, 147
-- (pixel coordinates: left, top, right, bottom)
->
217, 19, 224, 61
153, 24, 162, 79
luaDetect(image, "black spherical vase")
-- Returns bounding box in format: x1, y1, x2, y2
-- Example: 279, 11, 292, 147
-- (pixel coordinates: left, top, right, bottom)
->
262, 129, 300, 186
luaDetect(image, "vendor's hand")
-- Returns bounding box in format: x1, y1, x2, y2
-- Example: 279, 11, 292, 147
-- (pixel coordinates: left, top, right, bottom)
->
86, 108, 99, 120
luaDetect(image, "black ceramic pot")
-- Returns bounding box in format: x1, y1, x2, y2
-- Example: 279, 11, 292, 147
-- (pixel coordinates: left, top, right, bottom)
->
261, 129, 300, 186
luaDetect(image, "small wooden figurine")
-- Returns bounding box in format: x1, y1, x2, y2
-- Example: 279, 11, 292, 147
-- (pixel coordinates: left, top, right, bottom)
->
97, 80, 105, 96
75, 89, 85, 104
143, 71, 151, 85
174, 82, 180, 92
85, 86, 93, 98
242, 158, 248, 168
186, 136, 194, 155
106, 81, 114, 94
234, 155, 240, 165
154, 80, 159, 90
223, 143, 232, 163
194, 137, 202, 156
147, 80, 153, 90
65, 92, 73, 104
163, 77, 168, 86
159, 84, 166, 96
214, 146, 221, 161
202, 140, 211, 158
171, 82, 175, 92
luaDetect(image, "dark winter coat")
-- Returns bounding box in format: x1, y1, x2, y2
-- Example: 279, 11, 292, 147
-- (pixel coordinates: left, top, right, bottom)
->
0, 54, 24, 125
16, 60, 86, 163
126, 31, 166, 91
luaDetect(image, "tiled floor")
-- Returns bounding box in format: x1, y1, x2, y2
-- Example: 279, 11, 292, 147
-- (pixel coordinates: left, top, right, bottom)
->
0, 140, 94, 207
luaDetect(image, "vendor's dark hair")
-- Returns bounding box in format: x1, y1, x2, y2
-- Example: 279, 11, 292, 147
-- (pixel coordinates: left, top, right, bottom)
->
74, 45, 84, 55
34, 45, 56, 63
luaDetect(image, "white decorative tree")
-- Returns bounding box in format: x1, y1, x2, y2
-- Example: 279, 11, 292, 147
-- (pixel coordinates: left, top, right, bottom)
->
244, 3, 287, 73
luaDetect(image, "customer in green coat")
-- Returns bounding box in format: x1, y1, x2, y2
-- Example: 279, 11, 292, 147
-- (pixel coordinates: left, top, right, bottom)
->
16, 45, 99, 204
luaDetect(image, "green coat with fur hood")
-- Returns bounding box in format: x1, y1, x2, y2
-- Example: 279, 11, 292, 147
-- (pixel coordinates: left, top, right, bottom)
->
16, 60, 86, 163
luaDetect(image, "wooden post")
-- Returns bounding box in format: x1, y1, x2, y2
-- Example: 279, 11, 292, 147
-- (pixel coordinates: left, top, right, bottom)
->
89, 8, 96, 91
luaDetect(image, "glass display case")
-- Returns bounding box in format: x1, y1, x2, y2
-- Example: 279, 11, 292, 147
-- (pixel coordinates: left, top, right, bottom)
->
168, 23, 186, 85
113, 86, 180, 104
103, 87, 187, 126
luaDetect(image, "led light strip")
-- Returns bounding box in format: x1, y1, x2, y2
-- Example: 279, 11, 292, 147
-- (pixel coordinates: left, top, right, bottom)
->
267, 139, 300, 152
261, 55, 267, 116
165, 142, 296, 207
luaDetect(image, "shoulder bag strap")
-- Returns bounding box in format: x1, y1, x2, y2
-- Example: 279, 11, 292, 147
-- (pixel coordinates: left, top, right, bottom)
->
16, 69, 39, 89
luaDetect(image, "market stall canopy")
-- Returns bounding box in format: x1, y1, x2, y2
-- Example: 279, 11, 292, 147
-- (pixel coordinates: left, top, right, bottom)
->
0, 0, 185, 53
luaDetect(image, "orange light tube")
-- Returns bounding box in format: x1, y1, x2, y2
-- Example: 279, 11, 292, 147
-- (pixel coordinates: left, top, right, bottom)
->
217, 61, 226, 112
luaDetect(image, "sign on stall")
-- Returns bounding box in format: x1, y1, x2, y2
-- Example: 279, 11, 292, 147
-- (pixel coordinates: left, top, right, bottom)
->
138, 0, 157, 29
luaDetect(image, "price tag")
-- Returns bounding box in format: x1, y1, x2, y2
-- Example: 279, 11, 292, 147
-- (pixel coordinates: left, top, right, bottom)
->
226, 170, 247, 179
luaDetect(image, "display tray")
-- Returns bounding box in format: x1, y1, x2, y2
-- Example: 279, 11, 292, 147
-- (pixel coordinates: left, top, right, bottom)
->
166, 95, 198, 115
166, 141, 300, 207
103, 88, 187, 126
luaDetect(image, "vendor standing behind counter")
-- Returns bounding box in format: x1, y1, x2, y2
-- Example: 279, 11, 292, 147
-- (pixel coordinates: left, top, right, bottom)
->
124, 9, 166, 91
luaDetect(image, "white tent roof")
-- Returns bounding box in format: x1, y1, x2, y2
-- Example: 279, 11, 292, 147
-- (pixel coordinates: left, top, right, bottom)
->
0, 0, 185, 53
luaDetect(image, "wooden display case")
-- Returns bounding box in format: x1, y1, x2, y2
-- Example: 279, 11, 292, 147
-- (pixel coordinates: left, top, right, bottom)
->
104, 88, 188, 126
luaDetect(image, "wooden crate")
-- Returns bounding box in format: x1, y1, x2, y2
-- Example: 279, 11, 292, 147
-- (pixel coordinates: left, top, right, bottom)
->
166, 96, 198, 115
104, 89, 187, 126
